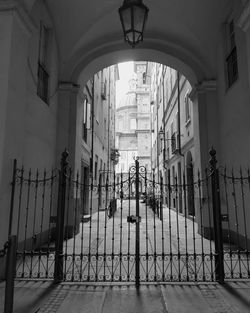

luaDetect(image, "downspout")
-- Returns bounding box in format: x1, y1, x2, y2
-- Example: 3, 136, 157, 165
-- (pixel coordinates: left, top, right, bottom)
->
162, 67, 166, 169
91, 76, 95, 182
177, 71, 184, 157
156, 91, 160, 182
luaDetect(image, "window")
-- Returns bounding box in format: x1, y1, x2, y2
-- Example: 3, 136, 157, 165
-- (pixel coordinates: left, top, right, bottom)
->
82, 98, 90, 142
37, 23, 50, 104
185, 93, 191, 123
101, 71, 107, 100
226, 19, 238, 87
130, 118, 137, 130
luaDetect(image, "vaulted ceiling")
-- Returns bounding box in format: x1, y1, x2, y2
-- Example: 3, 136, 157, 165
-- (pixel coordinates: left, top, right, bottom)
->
23, 0, 241, 83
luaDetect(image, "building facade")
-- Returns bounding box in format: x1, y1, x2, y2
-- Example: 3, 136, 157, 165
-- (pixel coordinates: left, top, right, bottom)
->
81, 66, 119, 215
150, 63, 195, 216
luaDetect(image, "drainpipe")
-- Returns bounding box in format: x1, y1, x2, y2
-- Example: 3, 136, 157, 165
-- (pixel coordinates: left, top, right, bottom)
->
156, 91, 160, 182
162, 67, 166, 169
91, 76, 95, 182
177, 71, 184, 157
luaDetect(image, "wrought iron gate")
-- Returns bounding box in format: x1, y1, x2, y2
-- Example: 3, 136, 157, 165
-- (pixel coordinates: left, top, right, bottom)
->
8, 149, 250, 284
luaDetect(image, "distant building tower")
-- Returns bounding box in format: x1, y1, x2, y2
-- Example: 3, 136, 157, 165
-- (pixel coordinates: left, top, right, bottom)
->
116, 61, 151, 179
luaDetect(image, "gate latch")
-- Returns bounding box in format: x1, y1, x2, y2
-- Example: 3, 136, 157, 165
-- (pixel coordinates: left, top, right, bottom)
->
127, 215, 141, 224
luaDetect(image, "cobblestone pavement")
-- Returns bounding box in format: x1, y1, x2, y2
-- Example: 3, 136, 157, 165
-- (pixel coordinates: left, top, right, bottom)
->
1, 280, 250, 312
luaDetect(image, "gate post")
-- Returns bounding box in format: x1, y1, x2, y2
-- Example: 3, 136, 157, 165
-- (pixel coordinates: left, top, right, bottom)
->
209, 148, 224, 283
4, 235, 17, 313
135, 158, 140, 288
54, 150, 69, 283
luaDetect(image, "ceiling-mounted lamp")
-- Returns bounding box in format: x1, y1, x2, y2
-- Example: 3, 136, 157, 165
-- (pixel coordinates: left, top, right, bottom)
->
118, 0, 149, 48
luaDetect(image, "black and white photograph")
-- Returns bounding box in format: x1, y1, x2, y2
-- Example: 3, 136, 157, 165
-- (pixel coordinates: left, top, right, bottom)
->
0, 0, 250, 312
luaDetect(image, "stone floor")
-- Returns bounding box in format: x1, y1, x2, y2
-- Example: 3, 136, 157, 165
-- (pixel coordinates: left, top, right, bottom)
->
1, 280, 250, 313
2, 200, 250, 312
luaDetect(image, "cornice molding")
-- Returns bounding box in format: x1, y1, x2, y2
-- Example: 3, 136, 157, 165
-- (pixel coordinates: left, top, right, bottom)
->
0, 0, 36, 36
237, 2, 250, 32
189, 80, 217, 101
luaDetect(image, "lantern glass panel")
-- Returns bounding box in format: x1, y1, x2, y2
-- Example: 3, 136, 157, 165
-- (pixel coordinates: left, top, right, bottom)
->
126, 31, 134, 43
121, 7, 132, 30
133, 5, 145, 32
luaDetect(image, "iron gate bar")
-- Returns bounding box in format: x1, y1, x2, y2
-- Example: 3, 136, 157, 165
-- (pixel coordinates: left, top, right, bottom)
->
29, 169, 38, 278
54, 150, 68, 282
88, 167, 94, 281
205, 168, 214, 280
160, 175, 165, 281
64, 168, 71, 280
39, 170, 46, 278
127, 170, 131, 280
144, 168, 149, 281
223, 167, 234, 279
96, 174, 100, 281
103, 174, 108, 281
240, 168, 248, 261
183, 171, 189, 281
231, 168, 242, 278
16, 166, 24, 244
167, 170, 173, 280
111, 177, 115, 281
198, 171, 205, 281
152, 172, 157, 281
80, 178, 85, 281
210, 149, 224, 283
246, 170, 250, 276
46, 169, 55, 277
22, 169, 31, 278
174, 175, 181, 281
135, 159, 140, 287
120, 172, 123, 281
8, 159, 17, 238
192, 177, 197, 281
239, 167, 249, 277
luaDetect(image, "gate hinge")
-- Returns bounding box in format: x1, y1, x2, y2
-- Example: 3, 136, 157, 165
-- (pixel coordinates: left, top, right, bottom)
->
127, 215, 141, 224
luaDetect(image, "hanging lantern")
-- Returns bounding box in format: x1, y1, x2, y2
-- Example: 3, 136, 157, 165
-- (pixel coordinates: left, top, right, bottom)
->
119, 0, 149, 48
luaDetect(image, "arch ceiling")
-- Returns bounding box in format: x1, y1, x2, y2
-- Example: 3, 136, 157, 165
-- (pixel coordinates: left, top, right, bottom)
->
29, 0, 234, 84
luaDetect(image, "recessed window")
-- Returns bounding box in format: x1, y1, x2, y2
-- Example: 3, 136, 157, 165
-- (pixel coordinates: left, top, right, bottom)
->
226, 19, 238, 88
37, 23, 50, 104
185, 92, 191, 123
130, 118, 137, 130
82, 98, 90, 143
